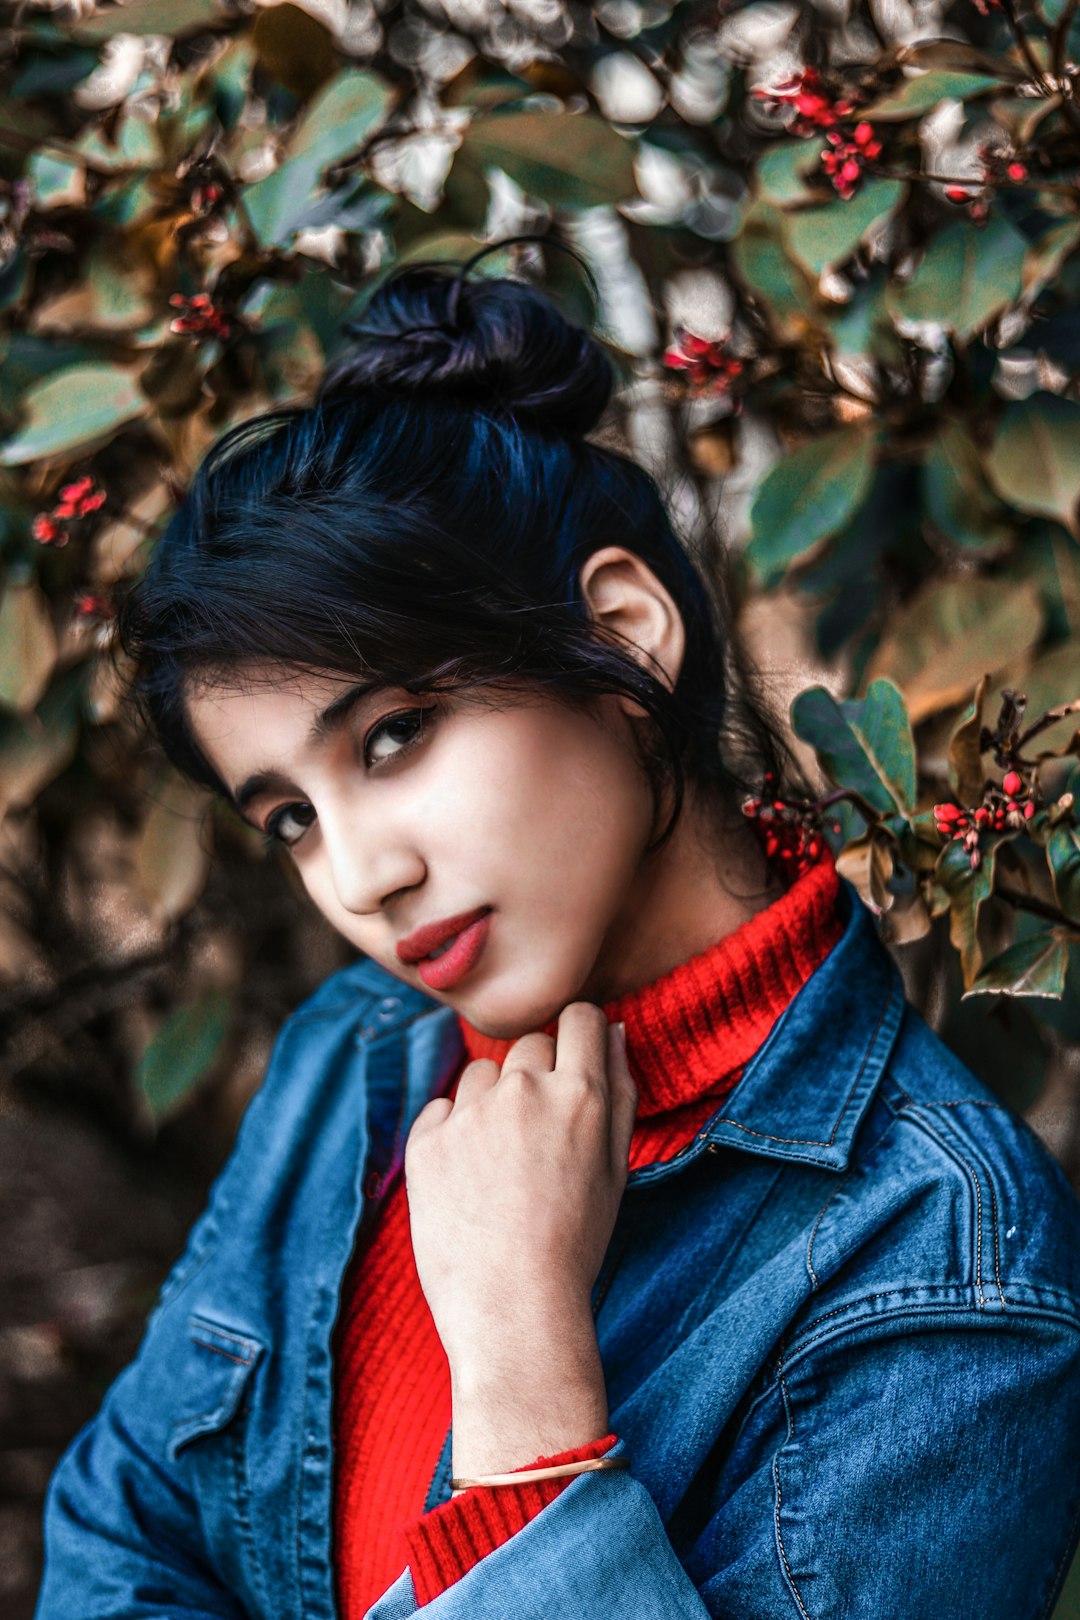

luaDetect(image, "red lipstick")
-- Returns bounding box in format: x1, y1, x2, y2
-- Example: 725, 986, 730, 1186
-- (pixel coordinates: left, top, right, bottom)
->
395, 905, 493, 991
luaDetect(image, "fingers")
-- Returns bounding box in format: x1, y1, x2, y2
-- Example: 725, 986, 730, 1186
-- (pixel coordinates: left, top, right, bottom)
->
606, 1020, 639, 1169
499, 1029, 556, 1078
553, 1001, 610, 1085
451, 1056, 501, 1104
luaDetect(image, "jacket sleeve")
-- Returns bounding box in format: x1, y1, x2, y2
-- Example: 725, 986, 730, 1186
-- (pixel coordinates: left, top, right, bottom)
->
403, 1434, 618, 1603
365, 1308, 1080, 1619
35, 1360, 248, 1620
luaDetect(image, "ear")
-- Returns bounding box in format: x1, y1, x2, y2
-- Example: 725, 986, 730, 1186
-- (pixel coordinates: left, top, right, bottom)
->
578, 546, 686, 718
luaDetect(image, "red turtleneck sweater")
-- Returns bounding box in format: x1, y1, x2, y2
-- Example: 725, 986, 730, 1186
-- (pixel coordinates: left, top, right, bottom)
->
332, 852, 843, 1614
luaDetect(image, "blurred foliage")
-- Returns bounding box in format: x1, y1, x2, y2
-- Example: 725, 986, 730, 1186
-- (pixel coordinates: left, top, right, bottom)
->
0, 0, 1078, 1142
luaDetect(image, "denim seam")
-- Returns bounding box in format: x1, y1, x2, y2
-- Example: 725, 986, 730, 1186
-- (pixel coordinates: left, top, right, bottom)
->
709, 995, 894, 1150
792, 1286, 983, 1343
884, 1085, 990, 1307
736, 1298, 1080, 1442
895, 1100, 1008, 1308
805, 1183, 845, 1291
791, 1298, 1080, 1373
227, 1400, 269, 1617
772, 1341, 813, 1620
189, 1323, 259, 1367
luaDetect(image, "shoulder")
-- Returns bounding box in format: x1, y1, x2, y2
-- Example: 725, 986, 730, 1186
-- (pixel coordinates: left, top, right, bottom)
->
147, 955, 439, 1316
798, 1000, 1080, 1343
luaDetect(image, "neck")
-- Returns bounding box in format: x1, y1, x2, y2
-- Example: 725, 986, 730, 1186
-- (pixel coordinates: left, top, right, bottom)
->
576, 789, 786, 1004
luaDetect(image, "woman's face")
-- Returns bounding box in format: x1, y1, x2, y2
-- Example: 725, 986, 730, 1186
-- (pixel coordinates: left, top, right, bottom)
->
186, 672, 662, 1037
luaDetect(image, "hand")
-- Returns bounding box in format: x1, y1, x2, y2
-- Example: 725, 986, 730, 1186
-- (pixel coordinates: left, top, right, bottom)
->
403, 1003, 638, 1469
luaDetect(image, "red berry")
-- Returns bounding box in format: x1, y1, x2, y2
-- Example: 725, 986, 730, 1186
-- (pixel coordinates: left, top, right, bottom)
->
1002, 770, 1022, 796
935, 802, 962, 822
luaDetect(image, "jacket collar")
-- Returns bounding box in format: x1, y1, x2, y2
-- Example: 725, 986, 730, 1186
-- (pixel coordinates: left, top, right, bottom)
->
693, 881, 906, 1173
385, 880, 905, 1185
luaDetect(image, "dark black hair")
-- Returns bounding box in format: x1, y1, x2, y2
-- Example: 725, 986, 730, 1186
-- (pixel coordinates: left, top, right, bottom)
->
117, 256, 800, 853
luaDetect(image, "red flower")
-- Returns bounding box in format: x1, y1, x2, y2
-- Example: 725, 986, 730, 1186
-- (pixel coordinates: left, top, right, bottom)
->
663, 330, 744, 395
169, 291, 233, 340
820, 122, 882, 199
31, 475, 108, 545
74, 592, 114, 620
752, 67, 856, 135
32, 513, 67, 546
191, 181, 225, 214
56, 476, 108, 519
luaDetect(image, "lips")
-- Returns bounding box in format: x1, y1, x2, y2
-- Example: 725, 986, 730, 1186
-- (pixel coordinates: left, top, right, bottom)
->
395, 905, 492, 965
414, 912, 492, 991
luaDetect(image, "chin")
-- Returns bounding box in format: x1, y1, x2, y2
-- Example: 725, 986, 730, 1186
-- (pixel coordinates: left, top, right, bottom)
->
452, 974, 578, 1041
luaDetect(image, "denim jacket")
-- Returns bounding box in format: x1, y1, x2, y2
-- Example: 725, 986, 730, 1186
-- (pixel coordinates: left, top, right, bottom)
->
36, 883, 1080, 1619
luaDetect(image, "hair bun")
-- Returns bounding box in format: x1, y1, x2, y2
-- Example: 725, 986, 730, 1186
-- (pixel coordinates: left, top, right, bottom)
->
319, 263, 614, 439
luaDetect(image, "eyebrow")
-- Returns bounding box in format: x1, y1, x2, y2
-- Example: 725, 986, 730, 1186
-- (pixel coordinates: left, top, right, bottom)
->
232, 680, 384, 817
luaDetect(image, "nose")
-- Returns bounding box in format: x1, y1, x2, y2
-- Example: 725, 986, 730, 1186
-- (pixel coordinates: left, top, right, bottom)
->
318, 794, 424, 917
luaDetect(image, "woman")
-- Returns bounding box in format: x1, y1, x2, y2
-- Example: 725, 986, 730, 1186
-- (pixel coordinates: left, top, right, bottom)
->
35, 258, 1080, 1619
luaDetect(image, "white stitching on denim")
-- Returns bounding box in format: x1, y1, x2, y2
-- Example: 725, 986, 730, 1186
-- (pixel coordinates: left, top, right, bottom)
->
773, 1342, 814, 1620
806, 1185, 844, 1291
708, 996, 895, 1150
888, 1093, 988, 1309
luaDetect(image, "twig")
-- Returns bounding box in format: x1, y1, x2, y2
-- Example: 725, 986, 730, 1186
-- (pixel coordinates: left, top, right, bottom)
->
1017, 699, 1080, 748
995, 882, 1080, 935
870, 165, 1079, 197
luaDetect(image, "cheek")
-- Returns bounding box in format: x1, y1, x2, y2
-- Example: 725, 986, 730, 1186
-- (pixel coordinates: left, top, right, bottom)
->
448, 706, 653, 899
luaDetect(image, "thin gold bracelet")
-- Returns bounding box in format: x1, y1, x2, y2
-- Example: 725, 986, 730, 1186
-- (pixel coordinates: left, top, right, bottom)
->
449, 1456, 629, 1493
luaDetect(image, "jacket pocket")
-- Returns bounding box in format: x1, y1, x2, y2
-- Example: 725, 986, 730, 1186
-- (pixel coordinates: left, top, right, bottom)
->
167, 1313, 265, 1462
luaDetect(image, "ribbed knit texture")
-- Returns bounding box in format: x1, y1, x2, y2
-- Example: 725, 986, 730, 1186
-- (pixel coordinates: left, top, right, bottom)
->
332, 849, 843, 1615
458, 851, 842, 1171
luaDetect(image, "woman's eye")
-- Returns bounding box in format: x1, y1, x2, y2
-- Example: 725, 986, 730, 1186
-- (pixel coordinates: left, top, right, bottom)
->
363, 705, 435, 768
265, 801, 316, 848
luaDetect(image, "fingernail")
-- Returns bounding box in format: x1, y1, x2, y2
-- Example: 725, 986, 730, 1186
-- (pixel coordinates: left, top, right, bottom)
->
615, 1020, 627, 1049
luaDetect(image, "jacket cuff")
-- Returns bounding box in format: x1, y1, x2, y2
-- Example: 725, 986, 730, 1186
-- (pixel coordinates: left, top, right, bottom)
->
404, 1432, 618, 1605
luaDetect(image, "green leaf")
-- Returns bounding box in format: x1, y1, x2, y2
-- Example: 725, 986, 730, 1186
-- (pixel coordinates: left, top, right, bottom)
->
937, 837, 996, 988
887, 215, 1027, 337
0, 581, 57, 713
243, 71, 393, 248
0, 362, 148, 465
947, 674, 990, 806
731, 200, 822, 341
861, 71, 1003, 120
922, 420, 1013, 550
825, 268, 903, 366
136, 991, 232, 1125
747, 425, 876, 586
1047, 823, 1080, 919
866, 576, 1043, 725
25, 149, 85, 208
784, 178, 903, 276
988, 394, 1080, 538
134, 774, 212, 924
1023, 220, 1080, 299
791, 677, 917, 816
0, 670, 82, 820
986, 640, 1080, 760
755, 139, 823, 204
963, 930, 1069, 999
71, 114, 162, 173
461, 110, 638, 207
67, 0, 221, 38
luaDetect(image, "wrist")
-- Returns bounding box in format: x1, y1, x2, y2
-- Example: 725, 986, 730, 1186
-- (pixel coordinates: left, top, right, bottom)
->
449, 1359, 609, 1479
444, 1290, 600, 1392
